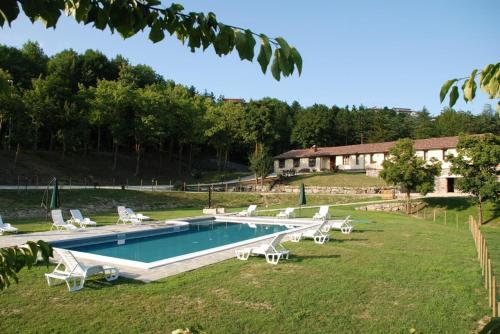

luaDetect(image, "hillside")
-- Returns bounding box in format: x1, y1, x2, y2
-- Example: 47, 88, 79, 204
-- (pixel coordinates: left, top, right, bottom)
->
0, 150, 249, 186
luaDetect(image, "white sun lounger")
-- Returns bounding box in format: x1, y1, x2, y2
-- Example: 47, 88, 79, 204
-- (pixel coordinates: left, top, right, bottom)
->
125, 208, 150, 222
290, 220, 331, 244
0, 215, 18, 234
237, 205, 257, 217
313, 205, 330, 220
276, 207, 295, 219
45, 248, 119, 292
328, 216, 353, 234
235, 232, 290, 265
117, 206, 140, 224
69, 209, 97, 228
51, 210, 80, 231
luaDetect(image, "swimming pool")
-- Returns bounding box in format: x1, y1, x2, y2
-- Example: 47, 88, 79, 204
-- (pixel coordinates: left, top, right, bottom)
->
52, 219, 290, 269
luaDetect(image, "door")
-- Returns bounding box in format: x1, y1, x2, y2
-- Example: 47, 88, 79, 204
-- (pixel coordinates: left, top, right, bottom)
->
330, 156, 336, 170
447, 178, 455, 193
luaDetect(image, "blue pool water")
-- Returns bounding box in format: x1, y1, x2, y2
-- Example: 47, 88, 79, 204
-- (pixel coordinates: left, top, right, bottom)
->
67, 222, 287, 263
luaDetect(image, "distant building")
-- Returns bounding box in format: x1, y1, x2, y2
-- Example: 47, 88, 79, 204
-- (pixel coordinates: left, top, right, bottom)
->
369, 106, 420, 115
273, 136, 460, 194
223, 98, 245, 103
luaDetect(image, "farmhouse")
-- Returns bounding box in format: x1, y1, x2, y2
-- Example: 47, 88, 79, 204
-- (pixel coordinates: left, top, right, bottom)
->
274, 136, 460, 194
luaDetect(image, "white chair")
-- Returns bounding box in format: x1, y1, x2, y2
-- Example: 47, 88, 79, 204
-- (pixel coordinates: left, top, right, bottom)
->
276, 207, 295, 219
0, 215, 18, 234
235, 232, 290, 265
290, 220, 331, 244
237, 205, 257, 217
313, 205, 330, 220
125, 208, 150, 222
117, 206, 140, 225
45, 248, 119, 292
51, 210, 80, 231
328, 216, 353, 234
69, 209, 97, 228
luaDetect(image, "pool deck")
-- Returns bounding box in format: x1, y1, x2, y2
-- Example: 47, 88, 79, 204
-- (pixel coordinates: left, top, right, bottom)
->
0, 217, 321, 282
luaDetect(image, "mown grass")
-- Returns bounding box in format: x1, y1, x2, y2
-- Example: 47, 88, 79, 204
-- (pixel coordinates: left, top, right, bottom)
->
0, 208, 493, 333
285, 172, 387, 187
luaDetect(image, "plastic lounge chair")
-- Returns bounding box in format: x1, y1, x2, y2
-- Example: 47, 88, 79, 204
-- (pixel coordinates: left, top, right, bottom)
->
45, 248, 119, 292
276, 207, 295, 219
0, 215, 18, 234
116, 206, 140, 225
69, 209, 97, 228
125, 208, 150, 222
51, 210, 80, 231
237, 205, 257, 217
290, 220, 331, 244
312, 205, 330, 220
327, 216, 353, 234
235, 232, 290, 265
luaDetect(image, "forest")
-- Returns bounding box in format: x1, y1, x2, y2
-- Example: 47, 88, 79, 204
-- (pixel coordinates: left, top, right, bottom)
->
0, 41, 498, 177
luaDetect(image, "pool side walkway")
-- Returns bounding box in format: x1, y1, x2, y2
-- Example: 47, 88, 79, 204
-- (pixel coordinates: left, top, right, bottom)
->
0, 218, 319, 282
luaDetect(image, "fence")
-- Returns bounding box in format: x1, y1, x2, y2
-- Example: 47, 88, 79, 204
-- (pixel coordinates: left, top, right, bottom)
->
411, 206, 467, 229
469, 215, 498, 317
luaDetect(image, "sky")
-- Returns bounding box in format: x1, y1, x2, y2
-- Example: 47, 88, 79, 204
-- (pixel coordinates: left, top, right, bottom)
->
1, 0, 499, 115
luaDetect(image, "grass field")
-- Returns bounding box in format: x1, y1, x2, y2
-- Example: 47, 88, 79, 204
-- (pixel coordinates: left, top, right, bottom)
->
0, 206, 495, 333
1, 192, 498, 333
285, 172, 388, 187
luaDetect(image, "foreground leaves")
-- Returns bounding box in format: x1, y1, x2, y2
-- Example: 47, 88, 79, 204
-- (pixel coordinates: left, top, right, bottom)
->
0, 240, 53, 290
440, 63, 500, 112
0, 0, 302, 81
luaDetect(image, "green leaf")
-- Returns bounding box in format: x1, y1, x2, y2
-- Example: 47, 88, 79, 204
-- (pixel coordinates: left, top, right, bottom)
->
257, 34, 272, 74
449, 86, 459, 107
278, 49, 294, 76
234, 29, 255, 61
290, 47, 302, 76
0, 0, 20, 26
275, 37, 290, 59
271, 49, 281, 81
149, 20, 165, 43
440, 79, 457, 103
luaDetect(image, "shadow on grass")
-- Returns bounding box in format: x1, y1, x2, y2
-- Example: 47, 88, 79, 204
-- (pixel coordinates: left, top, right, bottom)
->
83, 276, 145, 290
333, 238, 369, 243
287, 254, 341, 263
479, 318, 500, 334
350, 229, 384, 233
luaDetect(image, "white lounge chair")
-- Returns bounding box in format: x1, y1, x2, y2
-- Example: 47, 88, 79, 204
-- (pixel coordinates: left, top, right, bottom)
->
125, 208, 150, 222
328, 216, 353, 234
237, 205, 257, 217
235, 232, 290, 265
45, 248, 119, 292
290, 220, 331, 244
117, 206, 140, 225
0, 215, 18, 234
276, 207, 295, 219
69, 209, 97, 228
313, 205, 330, 220
51, 210, 80, 231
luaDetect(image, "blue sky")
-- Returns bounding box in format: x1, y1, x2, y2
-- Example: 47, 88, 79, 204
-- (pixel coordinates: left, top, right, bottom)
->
1, 0, 499, 114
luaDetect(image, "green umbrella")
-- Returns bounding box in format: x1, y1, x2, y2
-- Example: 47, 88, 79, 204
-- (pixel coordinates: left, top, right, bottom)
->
298, 183, 306, 206
50, 178, 60, 209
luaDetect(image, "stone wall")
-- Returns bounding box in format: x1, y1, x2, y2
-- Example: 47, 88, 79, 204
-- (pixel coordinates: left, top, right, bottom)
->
356, 201, 426, 213
257, 185, 397, 195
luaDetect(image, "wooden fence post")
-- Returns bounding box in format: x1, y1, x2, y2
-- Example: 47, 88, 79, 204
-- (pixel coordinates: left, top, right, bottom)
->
492, 276, 497, 316
444, 210, 447, 224
433, 209, 436, 222
488, 259, 492, 305
183, 182, 186, 192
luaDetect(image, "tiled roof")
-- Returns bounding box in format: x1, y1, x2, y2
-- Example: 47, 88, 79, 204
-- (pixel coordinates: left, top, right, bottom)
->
274, 136, 459, 159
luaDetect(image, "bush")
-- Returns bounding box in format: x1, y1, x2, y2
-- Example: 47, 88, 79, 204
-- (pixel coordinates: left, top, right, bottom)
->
298, 168, 310, 173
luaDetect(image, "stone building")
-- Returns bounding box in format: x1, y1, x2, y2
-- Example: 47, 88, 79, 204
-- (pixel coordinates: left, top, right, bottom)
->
273, 136, 460, 194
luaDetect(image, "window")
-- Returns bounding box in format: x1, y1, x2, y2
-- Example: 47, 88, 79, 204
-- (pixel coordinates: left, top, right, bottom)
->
293, 158, 300, 168
278, 159, 285, 168
423, 150, 428, 160
442, 149, 447, 160
370, 154, 376, 164
384, 153, 389, 160
308, 158, 316, 167
342, 155, 350, 165
355, 155, 360, 165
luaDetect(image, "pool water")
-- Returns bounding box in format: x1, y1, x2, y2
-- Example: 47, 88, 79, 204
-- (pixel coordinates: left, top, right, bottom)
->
68, 222, 287, 263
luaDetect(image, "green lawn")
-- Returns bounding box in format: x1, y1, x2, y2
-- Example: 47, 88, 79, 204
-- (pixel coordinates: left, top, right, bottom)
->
0, 204, 497, 333
285, 172, 388, 187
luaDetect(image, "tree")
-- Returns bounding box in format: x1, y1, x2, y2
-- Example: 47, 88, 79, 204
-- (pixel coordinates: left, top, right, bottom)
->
447, 134, 500, 224
249, 147, 274, 187
412, 107, 436, 139
434, 108, 477, 137
380, 139, 442, 214
291, 104, 334, 148
0, 1, 302, 83
440, 63, 499, 112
